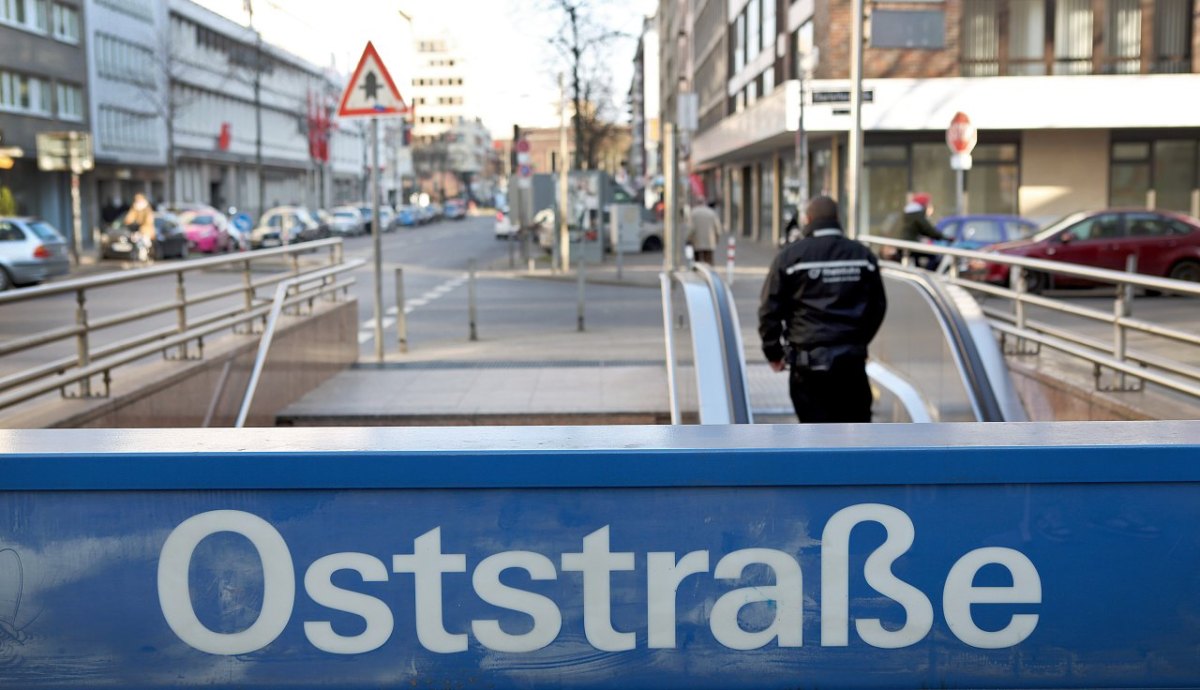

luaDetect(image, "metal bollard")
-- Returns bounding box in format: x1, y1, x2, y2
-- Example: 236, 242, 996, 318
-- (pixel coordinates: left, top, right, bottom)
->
508, 226, 516, 269
468, 259, 478, 342
395, 267, 408, 354
577, 261, 586, 332
726, 235, 736, 285
74, 288, 90, 398
616, 236, 624, 282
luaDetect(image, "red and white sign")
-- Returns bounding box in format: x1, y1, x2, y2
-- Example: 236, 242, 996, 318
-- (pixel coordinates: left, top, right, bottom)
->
516, 138, 531, 154
946, 111, 977, 171
337, 42, 408, 118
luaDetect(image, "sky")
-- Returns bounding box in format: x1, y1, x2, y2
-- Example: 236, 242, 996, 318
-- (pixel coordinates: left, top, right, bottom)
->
194, 0, 657, 139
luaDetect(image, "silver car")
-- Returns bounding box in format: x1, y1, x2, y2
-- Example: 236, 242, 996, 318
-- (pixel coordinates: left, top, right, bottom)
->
0, 217, 70, 291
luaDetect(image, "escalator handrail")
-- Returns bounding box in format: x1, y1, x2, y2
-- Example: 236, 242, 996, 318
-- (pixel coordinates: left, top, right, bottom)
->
882, 265, 1008, 422
695, 264, 754, 424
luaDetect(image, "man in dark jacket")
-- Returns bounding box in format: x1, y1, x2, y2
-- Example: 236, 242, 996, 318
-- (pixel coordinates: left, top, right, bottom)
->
758, 196, 888, 423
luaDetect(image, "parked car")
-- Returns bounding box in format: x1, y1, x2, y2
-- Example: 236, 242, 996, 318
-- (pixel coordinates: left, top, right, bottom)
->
971, 209, 1200, 291
378, 206, 396, 233
179, 210, 234, 253
357, 205, 375, 234
428, 202, 444, 222
251, 206, 321, 248
494, 208, 517, 239
936, 214, 1038, 250
329, 207, 365, 236
416, 205, 435, 225
445, 199, 467, 220
311, 209, 335, 238
397, 205, 419, 228
101, 214, 190, 261
0, 217, 70, 290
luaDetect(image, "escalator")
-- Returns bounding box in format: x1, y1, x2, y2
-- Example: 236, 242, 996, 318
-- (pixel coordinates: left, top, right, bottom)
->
662, 263, 1026, 424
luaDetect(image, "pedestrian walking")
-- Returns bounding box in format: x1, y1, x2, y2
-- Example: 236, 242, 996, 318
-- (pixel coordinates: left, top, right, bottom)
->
758, 196, 888, 423
686, 200, 722, 265
122, 193, 156, 263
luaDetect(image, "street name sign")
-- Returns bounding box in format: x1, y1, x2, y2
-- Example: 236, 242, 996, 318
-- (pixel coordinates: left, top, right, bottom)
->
337, 42, 408, 118
2, 423, 1200, 688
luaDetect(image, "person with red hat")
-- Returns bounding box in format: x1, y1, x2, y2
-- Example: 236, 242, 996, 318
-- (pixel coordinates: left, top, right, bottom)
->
895, 192, 950, 268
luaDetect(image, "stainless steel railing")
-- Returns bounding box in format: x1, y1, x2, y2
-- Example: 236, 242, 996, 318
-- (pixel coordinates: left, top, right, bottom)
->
0, 238, 349, 412
859, 235, 1200, 397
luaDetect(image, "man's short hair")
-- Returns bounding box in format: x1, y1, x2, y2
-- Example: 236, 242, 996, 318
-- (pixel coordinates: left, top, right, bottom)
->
806, 196, 840, 227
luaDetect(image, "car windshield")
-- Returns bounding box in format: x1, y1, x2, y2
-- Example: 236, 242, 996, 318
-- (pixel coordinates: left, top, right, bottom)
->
334, 212, 355, 219
187, 215, 214, 225
1031, 212, 1090, 242
27, 221, 64, 242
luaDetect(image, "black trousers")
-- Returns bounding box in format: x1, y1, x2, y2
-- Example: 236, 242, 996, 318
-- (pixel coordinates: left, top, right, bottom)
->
789, 356, 873, 423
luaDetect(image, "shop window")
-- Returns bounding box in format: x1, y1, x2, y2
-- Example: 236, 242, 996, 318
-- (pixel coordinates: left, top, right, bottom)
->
871, 9, 946, 49
1153, 140, 1198, 214
967, 144, 1019, 215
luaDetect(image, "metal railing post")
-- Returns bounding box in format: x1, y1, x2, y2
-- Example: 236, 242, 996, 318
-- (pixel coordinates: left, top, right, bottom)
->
395, 266, 408, 353
73, 288, 90, 397
468, 259, 478, 342
577, 261, 586, 332
174, 270, 188, 358
1112, 254, 1137, 390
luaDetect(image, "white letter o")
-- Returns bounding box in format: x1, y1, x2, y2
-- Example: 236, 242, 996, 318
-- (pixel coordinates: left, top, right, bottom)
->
158, 510, 295, 655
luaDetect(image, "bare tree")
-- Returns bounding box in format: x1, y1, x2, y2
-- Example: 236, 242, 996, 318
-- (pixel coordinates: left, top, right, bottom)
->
548, 0, 627, 170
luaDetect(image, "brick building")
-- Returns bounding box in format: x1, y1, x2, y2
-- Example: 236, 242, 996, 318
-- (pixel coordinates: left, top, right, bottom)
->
671, 0, 1200, 245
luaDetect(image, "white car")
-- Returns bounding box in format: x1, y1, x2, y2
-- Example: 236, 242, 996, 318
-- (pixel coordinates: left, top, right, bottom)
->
494, 209, 517, 239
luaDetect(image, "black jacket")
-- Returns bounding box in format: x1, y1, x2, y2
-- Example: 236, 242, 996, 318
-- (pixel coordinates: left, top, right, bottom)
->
899, 210, 947, 242
758, 222, 888, 363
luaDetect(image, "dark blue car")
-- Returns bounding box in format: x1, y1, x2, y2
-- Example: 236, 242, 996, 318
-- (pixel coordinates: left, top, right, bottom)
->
935, 214, 1038, 250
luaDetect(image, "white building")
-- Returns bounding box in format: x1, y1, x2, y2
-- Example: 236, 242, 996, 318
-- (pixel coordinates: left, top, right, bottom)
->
410, 35, 467, 145
85, 0, 170, 212
165, 0, 366, 218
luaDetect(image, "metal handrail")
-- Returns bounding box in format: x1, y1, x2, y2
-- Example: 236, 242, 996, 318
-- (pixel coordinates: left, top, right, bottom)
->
235, 259, 367, 427
860, 235, 1200, 398
0, 276, 356, 412
0, 238, 347, 404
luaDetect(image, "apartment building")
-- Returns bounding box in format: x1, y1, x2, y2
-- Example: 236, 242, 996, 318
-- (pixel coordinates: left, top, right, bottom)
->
677, 0, 1200, 245
409, 35, 467, 146
630, 13, 662, 204
85, 0, 167, 219
0, 0, 92, 239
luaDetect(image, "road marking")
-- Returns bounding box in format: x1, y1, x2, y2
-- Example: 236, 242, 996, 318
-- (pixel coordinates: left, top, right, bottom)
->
358, 272, 470, 346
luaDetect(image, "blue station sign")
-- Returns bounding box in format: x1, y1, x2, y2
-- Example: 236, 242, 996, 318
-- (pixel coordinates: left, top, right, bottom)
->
1, 423, 1199, 688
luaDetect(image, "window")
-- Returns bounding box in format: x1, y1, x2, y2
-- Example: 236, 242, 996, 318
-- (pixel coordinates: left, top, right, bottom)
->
0, 69, 51, 116
1065, 214, 1121, 241
96, 34, 156, 87
1110, 139, 1200, 214
1008, 0, 1046, 74
733, 12, 745, 72
748, 0, 761, 59
56, 82, 82, 121
0, 222, 23, 242
762, 0, 775, 56
960, 220, 1004, 244
870, 10, 946, 49
1054, 0, 1093, 74
968, 144, 1019, 215
51, 2, 78, 42
1154, 0, 1193, 72
961, 0, 999, 75
1125, 213, 1189, 237
0, 0, 48, 32
1104, 0, 1141, 73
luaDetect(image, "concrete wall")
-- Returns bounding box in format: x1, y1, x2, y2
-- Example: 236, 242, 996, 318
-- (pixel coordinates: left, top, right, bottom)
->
1019, 129, 1110, 223
3, 298, 358, 429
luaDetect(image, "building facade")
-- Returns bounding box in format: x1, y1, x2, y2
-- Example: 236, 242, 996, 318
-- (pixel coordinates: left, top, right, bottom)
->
85, 0, 167, 228
630, 13, 663, 206
409, 35, 466, 146
0, 0, 92, 242
671, 0, 1200, 245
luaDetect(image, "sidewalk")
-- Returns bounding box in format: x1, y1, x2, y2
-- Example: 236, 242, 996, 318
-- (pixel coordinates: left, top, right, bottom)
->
279, 237, 784, 426
483, 236, 778, 288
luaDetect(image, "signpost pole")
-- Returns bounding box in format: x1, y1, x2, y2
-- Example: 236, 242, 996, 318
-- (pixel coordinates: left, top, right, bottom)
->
955, 168, 966, 216
371, 117, 384, 363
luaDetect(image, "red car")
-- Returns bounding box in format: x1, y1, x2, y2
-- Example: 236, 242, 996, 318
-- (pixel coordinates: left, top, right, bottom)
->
179, 210, 234, 253
974, 209, 1200, 291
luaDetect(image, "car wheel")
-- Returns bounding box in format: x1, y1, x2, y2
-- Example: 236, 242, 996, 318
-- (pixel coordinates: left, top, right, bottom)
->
642, 236, 663, 252
1024, 271, 1048, 295
1168, 260, 1200, 283
0, 267, 11, 292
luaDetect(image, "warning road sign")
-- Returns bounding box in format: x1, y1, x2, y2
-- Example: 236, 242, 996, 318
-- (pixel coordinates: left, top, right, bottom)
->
338, 42, 408, 118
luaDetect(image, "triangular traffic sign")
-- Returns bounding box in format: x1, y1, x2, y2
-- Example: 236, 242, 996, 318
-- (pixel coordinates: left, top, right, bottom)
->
338, 41, 408, 118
